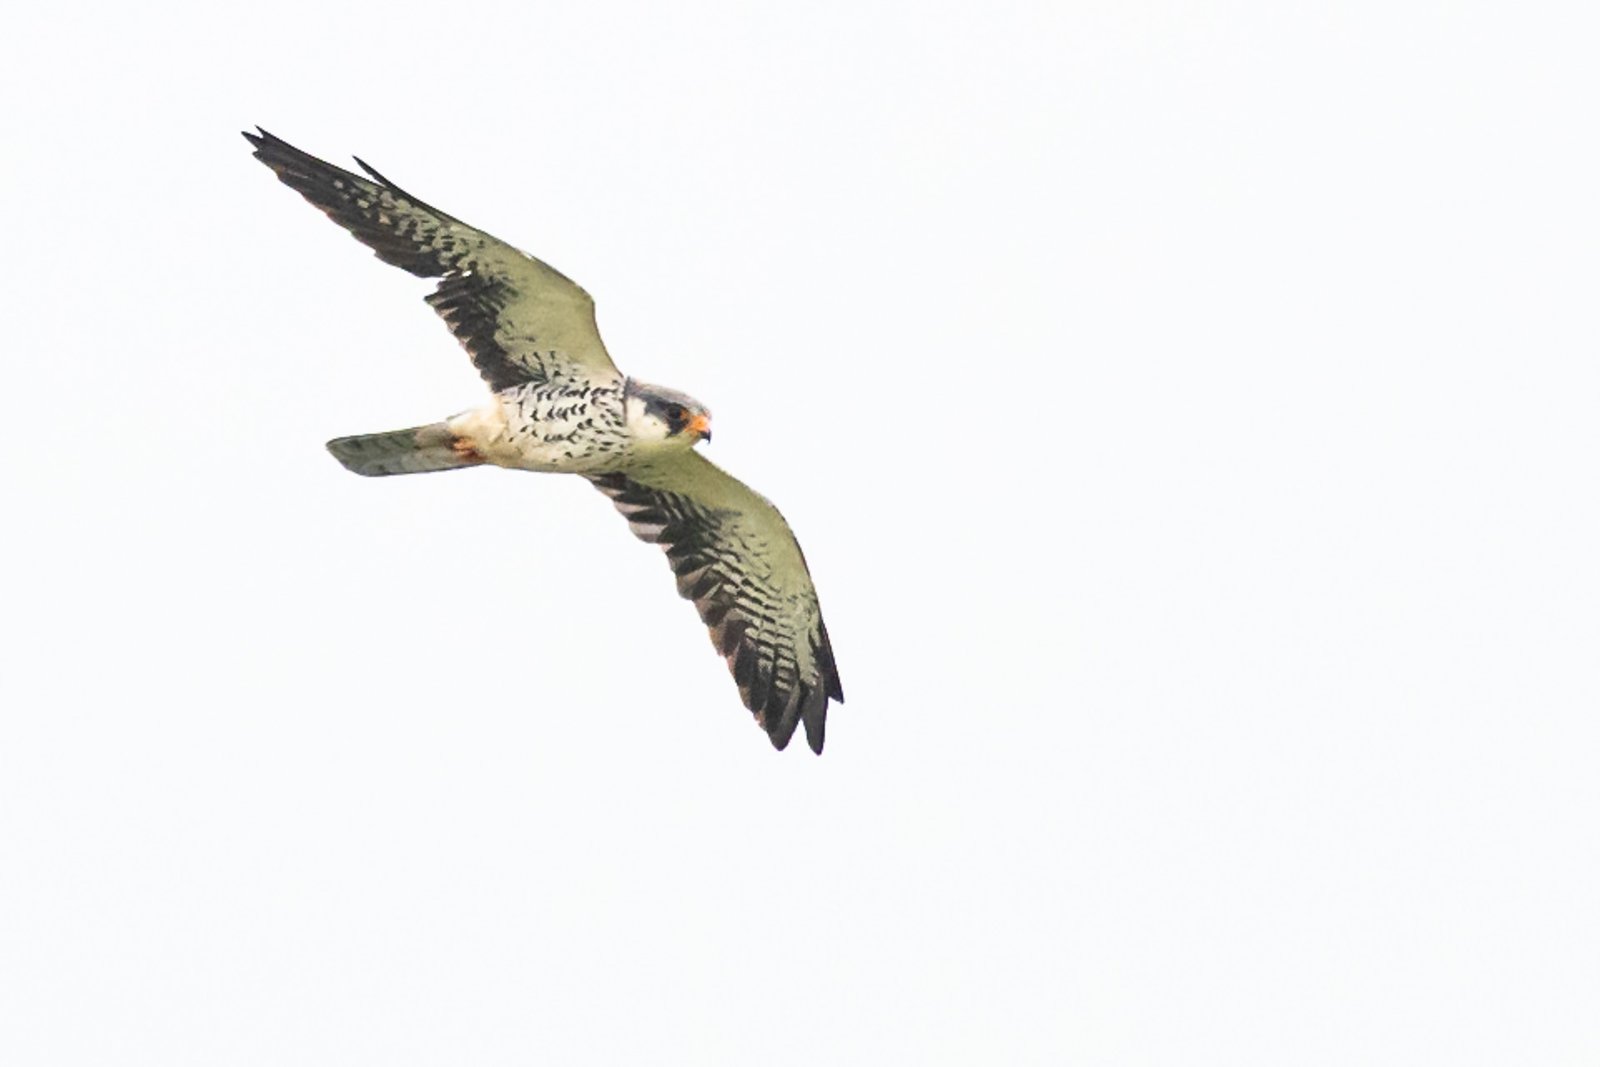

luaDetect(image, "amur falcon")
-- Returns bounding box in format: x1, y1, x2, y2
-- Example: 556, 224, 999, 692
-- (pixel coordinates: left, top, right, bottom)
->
244, 128, 842, 753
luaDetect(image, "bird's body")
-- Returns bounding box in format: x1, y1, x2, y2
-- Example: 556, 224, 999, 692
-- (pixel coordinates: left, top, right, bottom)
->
245, 128, 842, 752
448, 379, 630, 473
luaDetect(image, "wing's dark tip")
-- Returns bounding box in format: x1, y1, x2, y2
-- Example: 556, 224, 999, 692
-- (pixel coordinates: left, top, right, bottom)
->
800, 685, 828, 755
349, 152, 434, 216
242, 126, 283, 152
352, 155, 392, 186
241, 127, 463, 280
767, 711, 801, 752
816, 618, 844, 704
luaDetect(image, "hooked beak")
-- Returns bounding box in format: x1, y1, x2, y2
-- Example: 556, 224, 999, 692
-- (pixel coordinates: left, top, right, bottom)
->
687, 413, 712, 443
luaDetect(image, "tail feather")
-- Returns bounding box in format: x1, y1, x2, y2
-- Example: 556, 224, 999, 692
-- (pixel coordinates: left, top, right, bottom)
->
326, 422, 479, 477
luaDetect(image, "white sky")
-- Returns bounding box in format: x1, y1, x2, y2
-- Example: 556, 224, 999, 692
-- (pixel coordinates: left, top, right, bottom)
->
2, 2, 1597, 1063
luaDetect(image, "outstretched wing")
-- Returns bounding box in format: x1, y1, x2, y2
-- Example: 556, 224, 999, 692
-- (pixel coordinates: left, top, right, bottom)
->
590, 453, 843, 753
244, 128, 617, 390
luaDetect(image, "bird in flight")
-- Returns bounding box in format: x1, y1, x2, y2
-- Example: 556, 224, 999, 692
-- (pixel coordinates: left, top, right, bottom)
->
244, 128, 842, 753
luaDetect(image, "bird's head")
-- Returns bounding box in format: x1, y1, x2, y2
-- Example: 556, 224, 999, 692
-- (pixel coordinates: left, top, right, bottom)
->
623, 379, 713, 450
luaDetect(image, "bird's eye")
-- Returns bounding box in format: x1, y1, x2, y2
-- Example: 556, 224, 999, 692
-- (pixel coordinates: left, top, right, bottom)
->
666, 404, 685, 422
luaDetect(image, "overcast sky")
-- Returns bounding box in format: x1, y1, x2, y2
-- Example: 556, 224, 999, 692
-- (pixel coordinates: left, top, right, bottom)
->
2, 2, 1597, 1064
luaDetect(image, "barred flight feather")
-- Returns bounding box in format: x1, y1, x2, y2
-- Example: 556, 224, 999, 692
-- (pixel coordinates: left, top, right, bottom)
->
589, 455, 842, 753
244, 128, 617, 392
